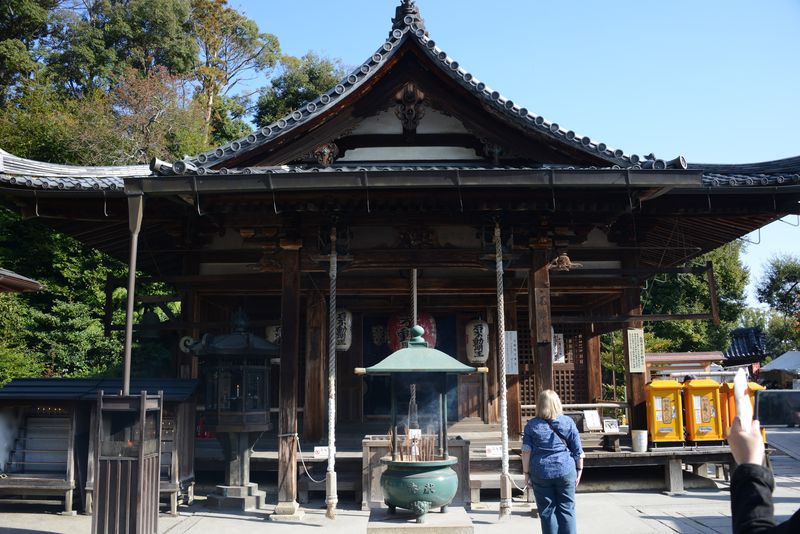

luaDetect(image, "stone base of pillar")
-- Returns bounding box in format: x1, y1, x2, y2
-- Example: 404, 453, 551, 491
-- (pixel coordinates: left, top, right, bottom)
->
206, 483, 266, 511
325, 471, 338, 519
271, 500, 305, 521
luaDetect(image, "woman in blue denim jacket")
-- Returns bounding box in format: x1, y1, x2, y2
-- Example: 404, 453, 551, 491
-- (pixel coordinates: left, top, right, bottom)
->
521, 389, 584, 534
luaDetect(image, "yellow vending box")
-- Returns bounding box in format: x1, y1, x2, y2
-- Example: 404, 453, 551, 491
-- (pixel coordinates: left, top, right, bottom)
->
645, 379, 685, 444
720, 380, 766, 441
683, 378, 724, 442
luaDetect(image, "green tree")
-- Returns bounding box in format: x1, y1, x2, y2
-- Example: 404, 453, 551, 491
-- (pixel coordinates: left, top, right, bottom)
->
255, 52, 344, 127
47, 0, 197, 95
0, 206, 126, 378
757, 255, 800, 320
644, 242, 749, 352
601, 331, 671, 401
0, 0, 59, 104
740, 307, 799, 358
191, 0, 279, 143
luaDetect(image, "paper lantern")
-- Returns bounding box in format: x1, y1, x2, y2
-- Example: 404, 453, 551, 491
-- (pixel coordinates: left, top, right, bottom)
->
335, 309, 353, 351
387, 312, 437, 352
466, 318, 490, 364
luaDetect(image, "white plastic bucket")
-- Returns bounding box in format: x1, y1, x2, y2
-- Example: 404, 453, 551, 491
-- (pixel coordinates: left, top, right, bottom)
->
631, 430, 648, 452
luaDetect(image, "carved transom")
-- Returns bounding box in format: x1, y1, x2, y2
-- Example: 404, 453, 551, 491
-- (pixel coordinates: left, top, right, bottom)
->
396, 225, 439, 249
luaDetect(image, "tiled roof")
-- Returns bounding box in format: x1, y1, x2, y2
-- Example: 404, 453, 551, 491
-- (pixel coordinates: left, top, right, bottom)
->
0, 149, 143, 191
0, 268, 42, 292
185, 2, 666, 172
702, 172, 800, 188
724, 327, 768, 365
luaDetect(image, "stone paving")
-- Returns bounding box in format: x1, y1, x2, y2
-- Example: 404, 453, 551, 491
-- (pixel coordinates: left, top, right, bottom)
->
1, 428, 798, 534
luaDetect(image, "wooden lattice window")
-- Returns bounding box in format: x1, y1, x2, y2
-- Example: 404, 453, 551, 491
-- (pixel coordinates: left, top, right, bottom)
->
517, 316, 589, 412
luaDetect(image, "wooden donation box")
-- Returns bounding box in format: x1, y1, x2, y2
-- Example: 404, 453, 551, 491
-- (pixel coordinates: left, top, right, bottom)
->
91, 391, 162, 534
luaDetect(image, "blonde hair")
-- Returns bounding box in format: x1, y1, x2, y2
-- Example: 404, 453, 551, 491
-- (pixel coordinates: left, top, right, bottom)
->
536, 389, 563, 421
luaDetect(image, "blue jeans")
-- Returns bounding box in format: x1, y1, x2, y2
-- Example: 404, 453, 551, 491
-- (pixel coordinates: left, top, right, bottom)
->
531, 471, 577, 534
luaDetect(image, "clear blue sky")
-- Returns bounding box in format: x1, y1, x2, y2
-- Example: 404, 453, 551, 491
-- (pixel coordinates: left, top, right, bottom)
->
232, 0, 799, 307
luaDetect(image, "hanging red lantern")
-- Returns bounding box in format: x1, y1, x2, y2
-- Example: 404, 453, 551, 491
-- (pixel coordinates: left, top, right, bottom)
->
387, 312, 437, 352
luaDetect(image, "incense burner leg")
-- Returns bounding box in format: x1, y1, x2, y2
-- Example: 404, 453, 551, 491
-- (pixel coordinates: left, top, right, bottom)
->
411, 500, 431, 522
441, 505, 448, 513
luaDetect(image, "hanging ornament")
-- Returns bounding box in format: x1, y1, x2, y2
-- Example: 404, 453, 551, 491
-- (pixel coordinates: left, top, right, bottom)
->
387, 312, 437, 352
466, 318, 490, 364
335, 309, 353, 351
265, 324, 282, 345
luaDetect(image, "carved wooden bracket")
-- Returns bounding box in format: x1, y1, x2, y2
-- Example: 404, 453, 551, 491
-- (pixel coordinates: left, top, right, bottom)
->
395, 82, 426, 139
313, 142, 339, 166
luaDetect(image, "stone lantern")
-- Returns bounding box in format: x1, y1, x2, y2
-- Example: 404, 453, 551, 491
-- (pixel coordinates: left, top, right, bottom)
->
188, 308, 278, 510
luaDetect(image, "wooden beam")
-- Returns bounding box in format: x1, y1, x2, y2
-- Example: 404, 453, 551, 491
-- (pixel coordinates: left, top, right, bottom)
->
529, 249, 553, 394
303, 292, 326, 442
585, 328, 603, 404
706, 261, 721, 326
276, 244, 301, 513
551, 313, 714, 324
622, 254, 647, 431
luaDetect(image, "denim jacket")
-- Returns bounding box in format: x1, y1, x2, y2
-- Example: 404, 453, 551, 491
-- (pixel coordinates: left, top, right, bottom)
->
521, 415, 584, 480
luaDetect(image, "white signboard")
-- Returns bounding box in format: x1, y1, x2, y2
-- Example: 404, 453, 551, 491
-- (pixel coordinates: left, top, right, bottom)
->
485, 445, 503, 458
313, 446, 330, 459
627, 328, 646, 373
552, 332, 565, 364
583, 410, 602, 431
408, 429, 422, 440
603, 419, 620, 433
505, 331, 519, 375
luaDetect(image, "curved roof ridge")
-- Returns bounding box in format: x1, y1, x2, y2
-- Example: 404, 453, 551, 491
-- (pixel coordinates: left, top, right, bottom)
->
184, 4, 684, 174
0, 149, 150, 178
690, 155, 800, 173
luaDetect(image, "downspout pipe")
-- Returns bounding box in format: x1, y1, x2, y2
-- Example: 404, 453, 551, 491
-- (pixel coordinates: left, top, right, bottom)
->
122, 194, 144, 396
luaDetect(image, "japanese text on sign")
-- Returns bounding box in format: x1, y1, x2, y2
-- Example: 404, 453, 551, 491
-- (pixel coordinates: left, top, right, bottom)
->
505, 331, 519, 375
627, 328, 646, 373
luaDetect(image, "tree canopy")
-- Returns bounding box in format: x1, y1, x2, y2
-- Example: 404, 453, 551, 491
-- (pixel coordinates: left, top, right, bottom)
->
0, 0, 345, 384
255, 52, 345, 127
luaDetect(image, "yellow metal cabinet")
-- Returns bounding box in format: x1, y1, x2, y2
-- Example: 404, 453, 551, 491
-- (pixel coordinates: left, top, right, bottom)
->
684, 378, 724, 442
645, 379, 685, 443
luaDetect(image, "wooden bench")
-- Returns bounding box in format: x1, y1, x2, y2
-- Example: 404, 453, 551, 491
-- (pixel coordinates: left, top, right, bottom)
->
0, 411, 76, 514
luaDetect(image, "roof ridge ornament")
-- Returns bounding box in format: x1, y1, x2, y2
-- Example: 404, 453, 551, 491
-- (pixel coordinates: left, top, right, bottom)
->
392, 0, 426, 36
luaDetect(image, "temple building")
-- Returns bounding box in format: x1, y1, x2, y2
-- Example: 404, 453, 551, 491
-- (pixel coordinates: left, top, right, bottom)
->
1, 0, 798, 513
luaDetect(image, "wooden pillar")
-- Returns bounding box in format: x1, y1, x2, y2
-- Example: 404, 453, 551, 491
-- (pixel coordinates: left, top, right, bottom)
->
529, 248, 553, 394
622, 277, 647, 430
303, 292, 326, 442
505, 290, 522, 439
275, 240, 303, 518
585, 327, 603, 403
